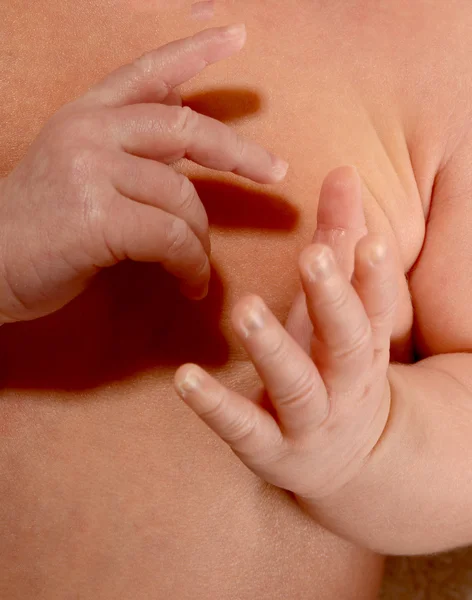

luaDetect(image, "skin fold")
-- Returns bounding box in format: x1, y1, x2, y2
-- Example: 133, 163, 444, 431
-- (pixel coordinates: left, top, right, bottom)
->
2, 0, 471, 598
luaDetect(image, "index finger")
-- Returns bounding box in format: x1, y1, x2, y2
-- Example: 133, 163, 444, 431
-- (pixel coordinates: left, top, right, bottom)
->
79, 25, 248, 108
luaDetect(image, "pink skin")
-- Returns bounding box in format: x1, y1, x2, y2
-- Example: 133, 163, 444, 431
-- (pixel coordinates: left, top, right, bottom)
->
0, 25, 287, 324
175, 166, 398, 520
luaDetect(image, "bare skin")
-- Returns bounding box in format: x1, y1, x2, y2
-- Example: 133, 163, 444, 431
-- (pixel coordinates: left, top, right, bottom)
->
0, 26, 288, 322
1, 0, 471, 598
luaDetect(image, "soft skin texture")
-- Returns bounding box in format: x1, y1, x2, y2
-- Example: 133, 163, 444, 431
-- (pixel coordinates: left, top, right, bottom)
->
1, 0, 471, 597
0, 26, 288, 322
175, 165, 472, 556
175, 166, 397, 541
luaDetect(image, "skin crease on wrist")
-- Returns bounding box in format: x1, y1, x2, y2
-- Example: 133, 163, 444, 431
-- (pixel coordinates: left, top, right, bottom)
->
2, 0, 468, 598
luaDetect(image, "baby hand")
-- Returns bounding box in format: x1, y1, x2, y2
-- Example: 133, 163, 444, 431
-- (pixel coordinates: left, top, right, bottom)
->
0, 25, 286, 324
175, 167, 398, 536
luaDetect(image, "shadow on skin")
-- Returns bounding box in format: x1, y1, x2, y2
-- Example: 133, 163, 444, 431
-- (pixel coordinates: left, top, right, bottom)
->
194, 177, 298, 229
184, 88, 262, 123
0, 178, 298, 391
0, 87, 298, 391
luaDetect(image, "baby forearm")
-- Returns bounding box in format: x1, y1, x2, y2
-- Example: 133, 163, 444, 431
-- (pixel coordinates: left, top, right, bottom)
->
311, 354, 472, 555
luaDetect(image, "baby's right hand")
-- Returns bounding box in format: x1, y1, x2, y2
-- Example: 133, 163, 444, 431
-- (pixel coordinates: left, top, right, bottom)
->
0, 25, 287, 324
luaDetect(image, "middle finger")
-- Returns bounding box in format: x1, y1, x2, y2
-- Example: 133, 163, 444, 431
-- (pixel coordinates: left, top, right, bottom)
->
110, 103, 288, 184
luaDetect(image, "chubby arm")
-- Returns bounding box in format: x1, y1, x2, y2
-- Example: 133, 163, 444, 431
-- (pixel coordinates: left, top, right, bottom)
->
313, 355, 472, 555
345, 136, 472, 554
175, 160, 472, 556
366, 134, 472, 554
303, 150, 472, 555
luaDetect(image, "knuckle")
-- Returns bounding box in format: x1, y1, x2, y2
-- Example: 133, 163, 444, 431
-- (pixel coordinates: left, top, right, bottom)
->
61, 146, 100, 188
192, 253, 210, 282
233, 134, 246, 168
51, 111, 101, 145
165, 217, 192, 258
44, 114, 108, 181
224, 413, 259, 445
176, 177, 209, 243
198, 392, 226, 422
119, 155, 142, 189
258, 335, 287, 368
199, 393, 258, 444
132, 51, 155, 79
327, 280, 351, 312
130, 51, 172, 98
277, 367, 318, 409
373, 294, 398, 324
225, 414, 258, 445
177, 175, 197, 214
174, 105, 198, 140
332, 321, 371, 362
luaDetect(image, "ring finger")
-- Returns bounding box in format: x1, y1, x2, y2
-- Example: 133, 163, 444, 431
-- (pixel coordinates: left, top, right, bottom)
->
109, 152, 210, 254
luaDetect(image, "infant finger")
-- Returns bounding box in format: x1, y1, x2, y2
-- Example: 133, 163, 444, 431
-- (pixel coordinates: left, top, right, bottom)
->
103, 197, 211, 299
284, 291, 313, 353
300, 244, 372, 393
352, 235, 398, 357
80, 25, 247, 108
232, 296, 328, 436
110, 153, 210, 254
313, 165, 367, 279
175, 364, 284, 464
111, 103, 288, 184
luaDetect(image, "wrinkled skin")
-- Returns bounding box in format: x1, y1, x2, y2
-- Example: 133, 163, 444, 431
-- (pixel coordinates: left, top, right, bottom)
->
2, 0, 471, 598
0, 25, 287, 323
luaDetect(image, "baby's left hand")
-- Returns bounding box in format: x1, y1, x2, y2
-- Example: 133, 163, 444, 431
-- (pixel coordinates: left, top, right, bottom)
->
175, 166, 398, 524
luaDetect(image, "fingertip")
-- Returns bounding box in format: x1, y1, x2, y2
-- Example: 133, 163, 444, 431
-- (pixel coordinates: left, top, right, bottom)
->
355, 234, 389, 270
322, 165, 361, 193
299, 244, 335, 284
317, 165, 365, 231
197, 24, 247, 50
175, 363, 204, 399
222, 23, 247, 45
366, 240, 388, 267
271, 156, 289, 182
231, 294, 267, 337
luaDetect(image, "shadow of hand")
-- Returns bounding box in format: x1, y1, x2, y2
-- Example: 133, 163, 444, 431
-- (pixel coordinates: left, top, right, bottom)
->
0, 179, 297, 391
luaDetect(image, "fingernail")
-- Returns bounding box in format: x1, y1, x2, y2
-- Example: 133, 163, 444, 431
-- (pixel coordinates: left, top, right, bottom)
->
240, 305, 265, 338
307, 247, 334, 281
178, 369, 202, 397
224, 24, 247, 40
271, 156, 289, 181
368, 242, 387, 266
